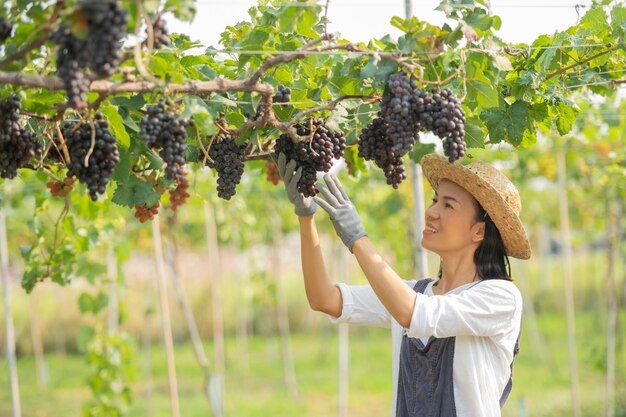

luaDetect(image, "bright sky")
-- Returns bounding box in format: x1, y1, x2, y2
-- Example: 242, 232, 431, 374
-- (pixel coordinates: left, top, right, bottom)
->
168, 0, 595, 46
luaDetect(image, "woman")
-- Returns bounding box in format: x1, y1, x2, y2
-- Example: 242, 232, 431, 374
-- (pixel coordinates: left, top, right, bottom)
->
277, 152, 531, 417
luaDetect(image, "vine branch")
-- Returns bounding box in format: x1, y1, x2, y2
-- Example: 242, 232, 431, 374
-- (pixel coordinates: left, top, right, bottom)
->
546, 43, 623, 80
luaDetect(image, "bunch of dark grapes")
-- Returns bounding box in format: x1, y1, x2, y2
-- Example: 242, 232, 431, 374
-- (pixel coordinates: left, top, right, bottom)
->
140, 100, 193, 182
272, 85, 291, 104
79, 1, 129, 77
358, 117, 406, 188
380, 73, 420, 156
358, 73, 467, 188
206, 135, 246, 200
0, 96, 42, 179
0, 16, 13, 43
148, 16, 171, 49
274, 119, 346, 197
57, 113, 120, 201
51, 1, 128, 108
51, 27, 90, 109
420, 88, 466, 163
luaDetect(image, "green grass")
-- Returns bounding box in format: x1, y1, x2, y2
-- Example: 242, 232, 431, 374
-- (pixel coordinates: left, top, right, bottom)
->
1, 312, 625, 417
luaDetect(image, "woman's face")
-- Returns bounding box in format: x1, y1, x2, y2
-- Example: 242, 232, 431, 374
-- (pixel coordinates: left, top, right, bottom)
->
421, 179, 485, 256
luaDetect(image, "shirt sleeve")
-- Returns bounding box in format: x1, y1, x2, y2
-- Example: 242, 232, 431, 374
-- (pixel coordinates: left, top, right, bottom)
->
328, 281, 418, 328
406, 280, 522, 339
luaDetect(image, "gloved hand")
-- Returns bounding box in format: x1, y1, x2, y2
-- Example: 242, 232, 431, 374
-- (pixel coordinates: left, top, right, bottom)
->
314, 174, 368, 253
276, 153, 316, 217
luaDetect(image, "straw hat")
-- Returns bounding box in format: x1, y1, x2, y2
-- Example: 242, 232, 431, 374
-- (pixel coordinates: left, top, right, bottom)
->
421, 154, 531, 260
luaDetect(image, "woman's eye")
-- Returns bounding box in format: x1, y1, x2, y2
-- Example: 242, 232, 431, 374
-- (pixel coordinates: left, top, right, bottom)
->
445, 203, 453, 209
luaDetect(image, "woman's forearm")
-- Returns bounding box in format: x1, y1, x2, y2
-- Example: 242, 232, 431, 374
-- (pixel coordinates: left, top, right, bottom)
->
352, 237, 416, 328
299, 215, 343, 316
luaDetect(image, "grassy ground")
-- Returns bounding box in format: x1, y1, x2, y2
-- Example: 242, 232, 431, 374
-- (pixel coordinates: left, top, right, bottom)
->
1, 311, 625, 417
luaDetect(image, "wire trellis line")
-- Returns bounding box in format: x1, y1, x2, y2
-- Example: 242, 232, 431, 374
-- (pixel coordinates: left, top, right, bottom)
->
200, 43, 618, 57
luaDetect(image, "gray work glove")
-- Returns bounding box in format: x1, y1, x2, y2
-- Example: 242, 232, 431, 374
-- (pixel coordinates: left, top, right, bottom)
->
314, 174, 368, 253
276, 153, 316, 217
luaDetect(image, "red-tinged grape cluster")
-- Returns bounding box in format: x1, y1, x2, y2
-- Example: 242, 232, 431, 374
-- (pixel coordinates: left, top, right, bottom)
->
134, 201, 160, 223
140, 100, 193, 182
47, 177, 75, 198
206, 135, 246, 200
272, 85, 291, 104
274, 119, 346, 197
0, 96, 42, 179
149, 16, 171, 49
265, 159, 281, 186
169, 169, 190, 211
51, 1, 128, 108
58, 113, 120, 201
0, 16, 13, 43
359, 72, 467, 188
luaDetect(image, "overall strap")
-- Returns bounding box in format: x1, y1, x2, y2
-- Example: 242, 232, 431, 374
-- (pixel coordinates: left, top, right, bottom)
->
412, 278, 434, 294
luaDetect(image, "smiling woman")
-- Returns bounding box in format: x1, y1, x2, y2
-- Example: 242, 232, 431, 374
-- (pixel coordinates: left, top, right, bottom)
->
277, 152, 531, 417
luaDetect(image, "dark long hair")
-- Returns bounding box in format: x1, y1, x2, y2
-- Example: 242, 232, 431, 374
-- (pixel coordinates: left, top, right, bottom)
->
473, 202, 511, 281
436, 201, 512, 281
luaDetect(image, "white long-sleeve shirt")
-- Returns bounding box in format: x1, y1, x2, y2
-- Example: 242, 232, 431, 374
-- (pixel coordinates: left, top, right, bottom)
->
328, 279, 523, 417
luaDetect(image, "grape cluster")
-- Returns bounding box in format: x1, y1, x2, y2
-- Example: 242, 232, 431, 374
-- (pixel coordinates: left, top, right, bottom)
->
358, 117, 406, 188
206, 135, 246, 200
51, 1, 128, 108
47, 177, 75, 198
415, 88, 466, 162
358, 72, 466, 188
58, 113, 120, 201
140, 100, 193, 182
0, 96, 42, 179
265, 159, 281, 186
149, 16, 171, 49
274, 119, 346, 197
134, 201, 160, 223
272, 85, 291, 104
0, 16, 13, 43
170, 174, 190, 211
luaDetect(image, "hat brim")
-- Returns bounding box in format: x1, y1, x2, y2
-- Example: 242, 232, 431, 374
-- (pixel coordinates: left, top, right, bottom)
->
421, 154, 531, 260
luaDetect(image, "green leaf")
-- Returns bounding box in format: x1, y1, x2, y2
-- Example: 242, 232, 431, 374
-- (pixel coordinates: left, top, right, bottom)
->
480, 101, 529, 146
101, 104, 130, 149
410, 143, 436, 163
580, 7, 609, 34
164, 0, 196, 22
555, 101, 577, 135
464, 117, 486, 148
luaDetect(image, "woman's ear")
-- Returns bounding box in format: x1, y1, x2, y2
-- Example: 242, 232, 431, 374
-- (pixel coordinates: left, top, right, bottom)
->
472, 221, 486, 243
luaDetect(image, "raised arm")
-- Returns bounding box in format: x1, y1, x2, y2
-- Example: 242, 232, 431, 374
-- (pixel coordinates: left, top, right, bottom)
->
298, 216, 342, 316
315, 174, 417, 327
277, 154, 342, 316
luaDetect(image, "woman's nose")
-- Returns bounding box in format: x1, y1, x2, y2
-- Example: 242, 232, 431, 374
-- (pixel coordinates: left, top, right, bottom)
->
425, 204, 439, 221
